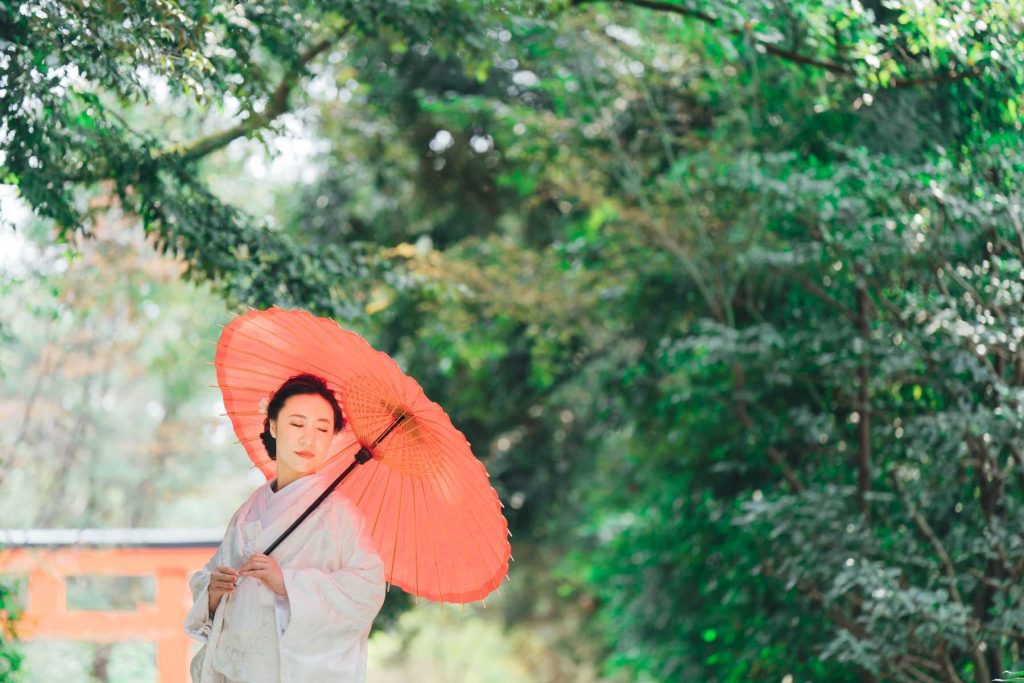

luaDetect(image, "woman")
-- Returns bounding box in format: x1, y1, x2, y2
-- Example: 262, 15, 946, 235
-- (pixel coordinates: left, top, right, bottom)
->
185, 373, 386, 683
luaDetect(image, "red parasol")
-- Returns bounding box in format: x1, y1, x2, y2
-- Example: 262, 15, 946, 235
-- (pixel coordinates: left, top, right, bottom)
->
214, 307, 510, 604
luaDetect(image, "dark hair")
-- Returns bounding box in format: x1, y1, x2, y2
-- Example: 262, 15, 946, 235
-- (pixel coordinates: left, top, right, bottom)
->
260, 373, 345, 460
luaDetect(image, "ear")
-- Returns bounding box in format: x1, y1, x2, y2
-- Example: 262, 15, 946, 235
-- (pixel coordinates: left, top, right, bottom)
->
269, 419, 277, 439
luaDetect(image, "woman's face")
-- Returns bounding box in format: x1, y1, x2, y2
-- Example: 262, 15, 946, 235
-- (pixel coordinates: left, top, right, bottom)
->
270, 393, 336, 475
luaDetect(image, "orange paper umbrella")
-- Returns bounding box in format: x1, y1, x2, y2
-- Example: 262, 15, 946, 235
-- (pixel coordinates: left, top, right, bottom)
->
214, 306, 510, 604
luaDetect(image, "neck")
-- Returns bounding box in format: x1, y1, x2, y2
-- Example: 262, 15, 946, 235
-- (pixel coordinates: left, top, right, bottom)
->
274, 462, 308, 491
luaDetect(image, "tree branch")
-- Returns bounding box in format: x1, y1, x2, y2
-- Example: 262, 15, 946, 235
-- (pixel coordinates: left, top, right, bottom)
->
570, 0, 976, 89
890, 473, 992, 680
761, 559, 867, 639
732, 362, 806, 491
61, 28, 350, 186
769, 264, 859, 324
941, 650, 965, 683
160, 28, 349, 164
890, 472, 962, 604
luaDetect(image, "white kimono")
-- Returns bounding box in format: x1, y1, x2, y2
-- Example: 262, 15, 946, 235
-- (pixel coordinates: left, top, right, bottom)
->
184, 469, 386, 683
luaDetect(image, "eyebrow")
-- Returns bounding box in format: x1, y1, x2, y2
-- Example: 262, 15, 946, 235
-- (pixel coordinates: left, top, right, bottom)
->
286, 413, 331, 423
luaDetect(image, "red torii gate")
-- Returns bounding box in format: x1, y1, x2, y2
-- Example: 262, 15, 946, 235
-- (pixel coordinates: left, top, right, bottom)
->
0, 528, 222, 682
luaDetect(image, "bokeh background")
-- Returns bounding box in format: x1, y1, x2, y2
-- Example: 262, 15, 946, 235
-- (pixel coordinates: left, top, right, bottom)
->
4, 1, 1024, 681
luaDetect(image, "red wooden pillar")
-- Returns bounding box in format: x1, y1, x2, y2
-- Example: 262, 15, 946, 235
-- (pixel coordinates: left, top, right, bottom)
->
156, 564, 193, 682
0, 530, 221, 683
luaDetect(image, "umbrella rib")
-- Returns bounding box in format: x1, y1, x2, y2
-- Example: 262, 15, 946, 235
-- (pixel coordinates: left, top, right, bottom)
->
318, 439, 361, 473
354, 461, 398, 585
386, 423, 507, 568
388, 425, 509, 574
234, 313, 331, 360
300, 314, 370, 360
445, 445, 510, 521
432, 447, 510, 575
432, 458, 475, 602
421, 458, 489, 581
236, 313, 357, 380
221, 321, 348, 384
211, 362, 288, 383
217, 345, 311, 373
417, 475, 446, 602
410, 472, 420, 599
219, 331, 343, 385
388, 472, 405, 589
373, 413, 408, 446
352, 456, 385, 509
369, 465, 394, 554
216, 383, 279, 394
424, 465, 471, 602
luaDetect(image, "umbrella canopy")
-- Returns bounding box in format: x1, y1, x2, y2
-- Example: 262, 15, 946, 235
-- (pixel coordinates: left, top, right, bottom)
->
214, 306, 510, 604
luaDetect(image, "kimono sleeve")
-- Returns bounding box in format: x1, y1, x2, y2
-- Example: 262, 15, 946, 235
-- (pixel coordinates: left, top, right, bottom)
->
184, 508, 241, 643
280, 498, 385, 638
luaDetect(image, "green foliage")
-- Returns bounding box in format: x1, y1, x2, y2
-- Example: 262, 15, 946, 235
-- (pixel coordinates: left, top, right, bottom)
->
0, 578, 21, 681
0, 0, 512, 316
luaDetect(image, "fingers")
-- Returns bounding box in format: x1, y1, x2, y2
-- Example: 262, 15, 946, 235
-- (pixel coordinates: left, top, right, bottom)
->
239, 562, 278, 580
215, 556, 278, 584
210, 579, 237, 594
211, 566, 240, 593
239, 567, 268, 578
239, 556, 276, 574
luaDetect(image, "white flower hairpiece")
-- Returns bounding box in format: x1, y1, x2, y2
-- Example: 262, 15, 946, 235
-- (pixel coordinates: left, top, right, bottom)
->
258, 395, 270, 415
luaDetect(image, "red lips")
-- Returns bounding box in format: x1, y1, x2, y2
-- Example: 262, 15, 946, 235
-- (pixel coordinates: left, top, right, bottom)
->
295, 451, 315, 459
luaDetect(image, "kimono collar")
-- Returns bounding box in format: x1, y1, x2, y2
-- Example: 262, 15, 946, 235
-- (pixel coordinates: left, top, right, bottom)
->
246, 452, 352, 554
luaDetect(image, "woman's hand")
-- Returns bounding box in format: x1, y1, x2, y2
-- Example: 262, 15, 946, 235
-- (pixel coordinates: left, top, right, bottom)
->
239, 553, 287, 596
208, 565, 240, 617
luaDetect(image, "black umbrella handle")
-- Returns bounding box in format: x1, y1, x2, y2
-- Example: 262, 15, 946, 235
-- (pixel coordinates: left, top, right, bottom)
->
263, 447, 373, 556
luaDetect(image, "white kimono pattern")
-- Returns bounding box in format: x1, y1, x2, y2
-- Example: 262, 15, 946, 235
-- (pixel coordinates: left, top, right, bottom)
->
185, 469, 386, 683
